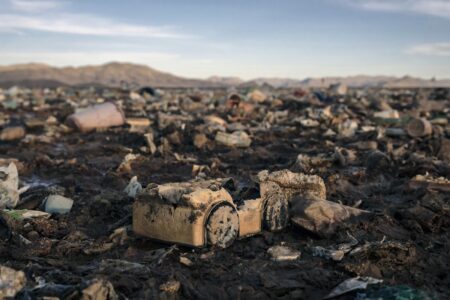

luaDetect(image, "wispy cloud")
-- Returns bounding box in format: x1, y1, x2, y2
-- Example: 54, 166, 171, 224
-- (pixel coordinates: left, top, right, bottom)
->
338, 0, 450, 19
407, 42, 450, 56
9, 0, 63, 12
0, 13, 195, 38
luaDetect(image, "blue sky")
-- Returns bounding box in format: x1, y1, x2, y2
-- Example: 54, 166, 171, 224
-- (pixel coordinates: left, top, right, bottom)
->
0, 0, 449, 79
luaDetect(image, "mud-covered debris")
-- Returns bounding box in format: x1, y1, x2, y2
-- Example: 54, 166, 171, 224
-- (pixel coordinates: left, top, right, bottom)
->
4, 209, 50, 220
206, 204, 239, 248
365, 150, 391, 174
438, 139, 450, 163
44, 195, 73, 214
179, 256, 194, 267
409, 173, 450, 192
0, 163, 27, 209
247, 89, 267, 102
333, 147, 357, 166
258, 169, 327, 201
215, 131, 251, 148
267, 245, 301, 261
109, 227, 128, 245
406, 118, 433, 137
312, 233, 358, 261
66, 102, 125, 133
143, 131, 157, 154
117, 153, 140, 173
124, 176, 142, 198
126, 117, 151, 132
193, 133, 209, 149
294, 154, 331, 174
329, 83, 348, 96
324, 276, 382, 299
291, 199, 369, 237
0, 126, 25, 141
338, 119, 358, 137
373, 109, 400, 120
159, 280, 181, 296
0, 265, 26, 298
81, 278, 118, 300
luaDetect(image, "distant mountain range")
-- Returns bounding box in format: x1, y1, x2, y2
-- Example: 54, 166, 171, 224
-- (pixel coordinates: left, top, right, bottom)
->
0, 62, 449, 89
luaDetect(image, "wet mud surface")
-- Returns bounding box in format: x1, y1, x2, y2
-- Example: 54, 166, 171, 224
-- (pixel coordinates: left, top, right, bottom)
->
0, 86, 449, 299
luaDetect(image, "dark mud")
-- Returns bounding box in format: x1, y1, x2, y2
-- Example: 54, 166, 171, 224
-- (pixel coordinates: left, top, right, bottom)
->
0, 86, 449, 299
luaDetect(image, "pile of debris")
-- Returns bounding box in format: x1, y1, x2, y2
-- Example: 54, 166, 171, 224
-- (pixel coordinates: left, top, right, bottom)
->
0, 84, 448, 299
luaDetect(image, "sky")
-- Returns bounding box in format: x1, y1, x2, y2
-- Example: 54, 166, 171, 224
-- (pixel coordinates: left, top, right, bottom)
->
0, 0, 449, 80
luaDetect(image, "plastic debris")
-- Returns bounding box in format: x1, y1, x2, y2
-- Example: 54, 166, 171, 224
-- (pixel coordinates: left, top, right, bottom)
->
215, 131, 251, 148
66, 102, 125, 133
44, 195, 74, 214
124, 176, 142, 198
324, 277, 383, 299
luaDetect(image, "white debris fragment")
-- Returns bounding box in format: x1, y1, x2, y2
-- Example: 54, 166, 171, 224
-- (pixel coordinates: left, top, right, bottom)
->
124, 176, 143, 198
267, 245, 301, 261
44, 195, 74, 214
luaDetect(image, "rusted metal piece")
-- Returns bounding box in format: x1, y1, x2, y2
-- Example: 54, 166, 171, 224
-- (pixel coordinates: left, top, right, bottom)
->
66, 102, 125, 133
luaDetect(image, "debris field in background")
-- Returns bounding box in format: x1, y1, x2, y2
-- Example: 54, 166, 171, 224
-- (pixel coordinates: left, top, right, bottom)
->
0, 84, 448, 299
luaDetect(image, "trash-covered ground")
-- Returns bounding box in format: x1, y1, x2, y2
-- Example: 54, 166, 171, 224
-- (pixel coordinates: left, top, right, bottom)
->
0, 85, 449, 299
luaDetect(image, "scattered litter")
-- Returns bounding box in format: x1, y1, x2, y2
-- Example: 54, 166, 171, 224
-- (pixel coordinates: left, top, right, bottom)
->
409, 173, 450, 192
0, 126, 25, 141
124, 176, 142, 198
291, 199, 369, 237
66, 102, 125, 132
44, 195, 74, 214
81, 278, 118, 300
0, 163, 28, 209
267, 245, 301, 261
406, 118, 432, 137
0, 265, 26, 298
215, 131, 251, 148
324, 277, 383, 299
311, 232, 358, 261
179, 256, 194, 267
4, 209, 50, 220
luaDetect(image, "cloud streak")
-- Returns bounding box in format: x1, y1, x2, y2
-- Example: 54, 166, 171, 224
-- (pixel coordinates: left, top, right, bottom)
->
0, 13, 195, 38
407, 42, 450, 56
9, 0, 63, 12
338, 0, 450, 19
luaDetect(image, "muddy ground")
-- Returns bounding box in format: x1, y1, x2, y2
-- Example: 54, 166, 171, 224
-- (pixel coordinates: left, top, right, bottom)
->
0, 86, 449, 299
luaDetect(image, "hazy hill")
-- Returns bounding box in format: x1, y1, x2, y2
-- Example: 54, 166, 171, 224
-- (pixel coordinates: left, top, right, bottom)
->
242, 75, 450, 88
1, 62, 449, 89
0, 62, 218, 88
